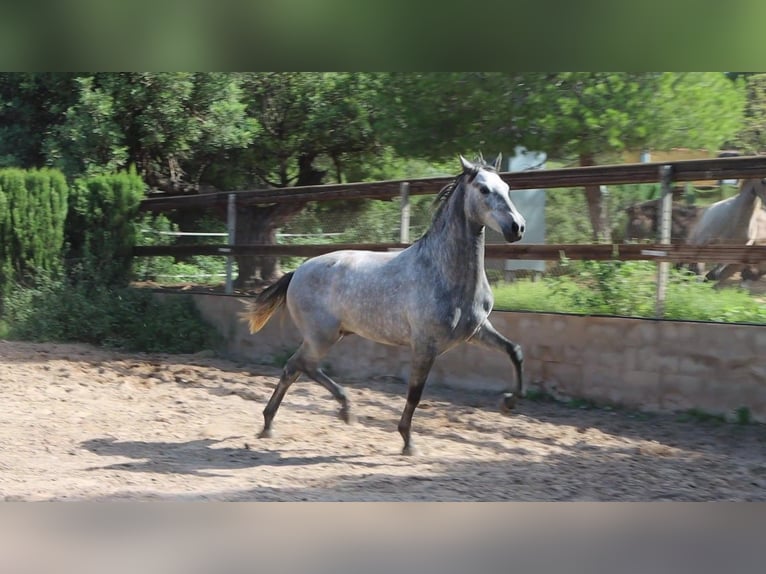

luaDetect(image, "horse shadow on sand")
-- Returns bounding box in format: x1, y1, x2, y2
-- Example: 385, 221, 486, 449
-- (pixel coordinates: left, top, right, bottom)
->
80, 436, 387, 478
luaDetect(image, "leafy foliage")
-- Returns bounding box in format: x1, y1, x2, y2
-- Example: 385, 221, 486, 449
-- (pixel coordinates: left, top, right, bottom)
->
66, 167, 146, 285
734, 73, 766, 154
376, 72, 746, 239
0, 165, 220, 354
2, 73, 256, 191
0, 73, 81, 168
548, 261, 657, 317
524, 73, 745, 160
234, 72, 381, 188
375, 73, 532, 160
493, 262, 766, 324
0, 275, 219, 353
376, 73, 745, 163
0, 168, 68, 287
133, 213, 228, 284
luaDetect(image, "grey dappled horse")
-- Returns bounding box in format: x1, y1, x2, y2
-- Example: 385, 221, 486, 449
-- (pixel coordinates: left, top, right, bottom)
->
242, 155, 527, 455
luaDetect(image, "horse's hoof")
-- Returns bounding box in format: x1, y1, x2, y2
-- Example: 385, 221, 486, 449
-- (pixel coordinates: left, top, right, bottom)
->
499, 392, 517, 414
258, 427, 274, 439
338, 407, 355, 425
401, 444, 419, 456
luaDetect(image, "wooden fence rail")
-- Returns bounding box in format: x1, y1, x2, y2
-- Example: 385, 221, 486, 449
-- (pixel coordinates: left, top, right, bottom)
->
132, 242, 766, 264
139, 156, 766, 212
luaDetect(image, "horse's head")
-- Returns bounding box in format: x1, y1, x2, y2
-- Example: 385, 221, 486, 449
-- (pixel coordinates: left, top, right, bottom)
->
460, 154, 526, 243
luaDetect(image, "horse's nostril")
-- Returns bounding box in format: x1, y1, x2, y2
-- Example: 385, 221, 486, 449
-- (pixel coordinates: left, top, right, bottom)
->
519, 225, 525, 234
511, 222, 520, 235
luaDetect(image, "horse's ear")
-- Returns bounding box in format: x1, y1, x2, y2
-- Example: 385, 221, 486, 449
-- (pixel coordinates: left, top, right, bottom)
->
493, 153, 503, 171
459, 155, 474, 174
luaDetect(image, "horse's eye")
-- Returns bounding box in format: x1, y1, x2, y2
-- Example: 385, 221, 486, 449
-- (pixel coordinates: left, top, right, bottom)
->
479, 185, 490, 195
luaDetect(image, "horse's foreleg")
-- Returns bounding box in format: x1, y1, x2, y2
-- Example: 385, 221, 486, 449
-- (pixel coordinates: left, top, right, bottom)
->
471, 321, 524, 413
259, 355, 301, 438
397, 348, 436, 456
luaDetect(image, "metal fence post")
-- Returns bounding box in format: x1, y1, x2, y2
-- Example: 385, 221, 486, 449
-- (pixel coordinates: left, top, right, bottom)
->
225, 193, 236, 295
399, 182, 410, 244
655, 165, 673, 318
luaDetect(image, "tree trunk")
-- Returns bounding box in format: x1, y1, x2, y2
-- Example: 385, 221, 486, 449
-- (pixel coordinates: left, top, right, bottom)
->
233, 153, 326, 289
233, 202, 307, 288
580, 152, 611, 243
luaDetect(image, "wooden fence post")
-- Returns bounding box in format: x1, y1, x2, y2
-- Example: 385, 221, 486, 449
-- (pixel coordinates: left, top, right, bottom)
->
399, 181, 411, 244
655, 165, 673, 318
225, 193, 236, 295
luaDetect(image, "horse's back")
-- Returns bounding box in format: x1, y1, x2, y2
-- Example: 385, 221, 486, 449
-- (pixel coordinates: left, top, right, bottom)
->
285, 249, 416, 346
291, 249, 401, 291
688, 197, 744, 244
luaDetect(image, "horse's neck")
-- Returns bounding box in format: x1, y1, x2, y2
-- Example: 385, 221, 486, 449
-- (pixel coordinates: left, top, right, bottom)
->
732, 186, 760, 224
420, 191, 487, 289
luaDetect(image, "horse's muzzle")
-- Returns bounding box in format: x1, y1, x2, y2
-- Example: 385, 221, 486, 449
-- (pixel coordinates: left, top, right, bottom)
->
502, 220, 525, 243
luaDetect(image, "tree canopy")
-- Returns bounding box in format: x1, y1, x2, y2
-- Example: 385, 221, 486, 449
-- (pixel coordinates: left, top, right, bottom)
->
0, 71, 752, 245
734, 73, 766, 155
374, 72, 746, 239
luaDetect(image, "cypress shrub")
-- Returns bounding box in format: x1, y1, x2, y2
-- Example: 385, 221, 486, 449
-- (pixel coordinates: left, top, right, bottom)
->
66, 166, 145, 285
0, 168, 68, 286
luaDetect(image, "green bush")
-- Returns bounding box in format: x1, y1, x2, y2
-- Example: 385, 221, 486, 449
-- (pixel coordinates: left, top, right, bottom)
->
0, 168, 68, 287
0, 167, 223, 354
549, 260, 657, 317
493, 261, 659, 316
663, 274, 766, 323
66, 167, 145, 285
0, 275, 220, 353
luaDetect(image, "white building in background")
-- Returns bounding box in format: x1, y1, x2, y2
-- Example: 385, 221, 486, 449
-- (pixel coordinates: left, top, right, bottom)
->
486, 146, 547, 279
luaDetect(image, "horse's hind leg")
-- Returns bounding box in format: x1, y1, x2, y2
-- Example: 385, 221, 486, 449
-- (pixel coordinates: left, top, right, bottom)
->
259, 350, 302, 438
260, 330, 351, 437
471, 321, 524, 413
303, 366, 353, 424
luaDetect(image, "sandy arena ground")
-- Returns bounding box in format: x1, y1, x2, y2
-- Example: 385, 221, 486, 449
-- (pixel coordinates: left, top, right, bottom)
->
1, 339, 764, 501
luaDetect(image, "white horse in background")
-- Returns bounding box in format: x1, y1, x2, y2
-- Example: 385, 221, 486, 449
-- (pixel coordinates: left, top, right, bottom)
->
686, 178, 766, 287
741, 207, 766, 281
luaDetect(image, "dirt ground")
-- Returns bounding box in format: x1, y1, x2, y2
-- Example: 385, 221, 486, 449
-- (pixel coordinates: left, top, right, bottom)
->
1, 340, 765, 501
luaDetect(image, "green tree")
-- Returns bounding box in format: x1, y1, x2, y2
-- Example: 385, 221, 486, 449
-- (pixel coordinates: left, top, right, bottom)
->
378, 72, 746, 242
0, 73, 80, 168
552, 72, 744, 241
375, 72, 532, 160
734, 73, 766, 154
229, 72, 382, 285
43, 73, 256, 190
42, 76, 128, 176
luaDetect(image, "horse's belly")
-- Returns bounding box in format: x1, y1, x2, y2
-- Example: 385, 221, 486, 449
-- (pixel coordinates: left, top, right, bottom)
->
340, 312, 411, 347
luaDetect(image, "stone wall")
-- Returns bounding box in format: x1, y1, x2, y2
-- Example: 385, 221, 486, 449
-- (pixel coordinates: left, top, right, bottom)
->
186, 294, 766, 423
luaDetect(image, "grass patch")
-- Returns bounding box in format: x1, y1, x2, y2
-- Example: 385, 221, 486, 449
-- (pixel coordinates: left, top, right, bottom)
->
492, 261, 766, 323
675, 408, 728, 425
492, 280, 581, 314
736, 406, 752, 426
